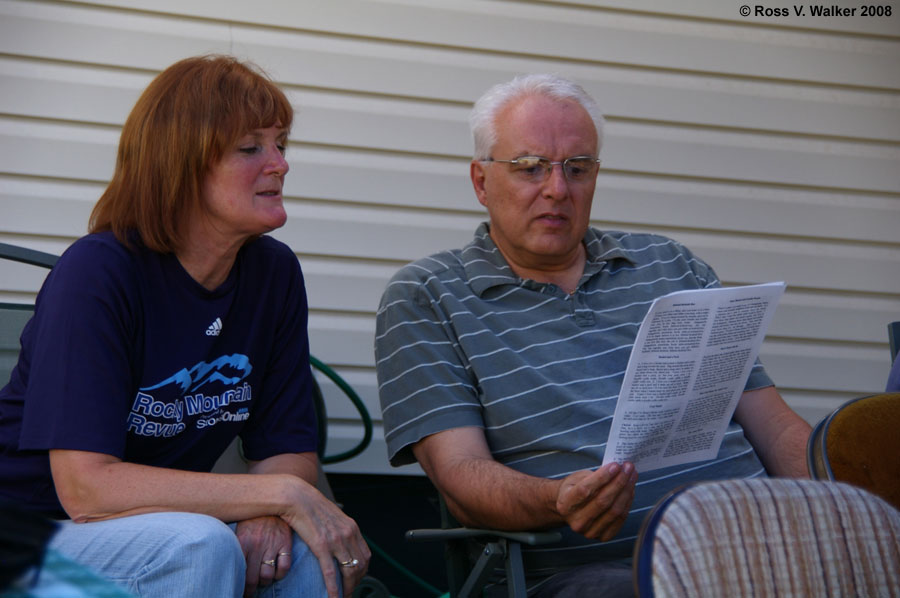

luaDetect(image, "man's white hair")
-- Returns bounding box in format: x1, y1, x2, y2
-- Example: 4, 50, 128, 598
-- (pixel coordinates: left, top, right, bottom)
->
469, 73, 605, 160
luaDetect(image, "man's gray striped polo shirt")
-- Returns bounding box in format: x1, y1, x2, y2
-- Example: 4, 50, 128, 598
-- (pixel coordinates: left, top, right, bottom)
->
375, 222, 773, 566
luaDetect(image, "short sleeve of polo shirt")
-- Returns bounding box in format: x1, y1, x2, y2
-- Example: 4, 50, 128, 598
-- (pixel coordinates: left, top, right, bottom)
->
375, 258, 484, 467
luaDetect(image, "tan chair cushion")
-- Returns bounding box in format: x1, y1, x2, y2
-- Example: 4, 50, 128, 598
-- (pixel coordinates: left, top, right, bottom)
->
825, 393, 900, 509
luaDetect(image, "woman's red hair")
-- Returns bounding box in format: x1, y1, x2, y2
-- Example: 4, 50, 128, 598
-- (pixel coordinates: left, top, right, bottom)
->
89, 55, 293, 253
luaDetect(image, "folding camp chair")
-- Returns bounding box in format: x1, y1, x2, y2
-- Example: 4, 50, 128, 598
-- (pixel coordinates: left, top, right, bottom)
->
405, 494, 561, 598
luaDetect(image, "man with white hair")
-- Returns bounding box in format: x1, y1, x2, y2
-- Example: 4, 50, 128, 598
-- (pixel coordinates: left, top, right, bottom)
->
375, 74, 810, 596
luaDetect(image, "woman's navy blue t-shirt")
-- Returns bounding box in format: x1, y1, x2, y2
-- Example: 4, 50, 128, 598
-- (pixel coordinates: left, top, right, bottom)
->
0, 232, 317, 517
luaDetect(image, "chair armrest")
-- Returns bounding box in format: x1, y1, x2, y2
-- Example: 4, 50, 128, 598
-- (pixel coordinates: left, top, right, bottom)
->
0, 242, 58, 269
405, 527, 561, 546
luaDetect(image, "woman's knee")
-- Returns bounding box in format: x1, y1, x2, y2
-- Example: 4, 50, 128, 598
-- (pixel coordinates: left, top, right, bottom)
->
50, 512, 246, 597
159, 513, 244, 565
140, 513, 245, 596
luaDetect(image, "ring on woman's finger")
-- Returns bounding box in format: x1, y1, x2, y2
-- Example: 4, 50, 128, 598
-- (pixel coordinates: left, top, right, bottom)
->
262, 559, 277, 567
339, 558, 360, 568
278, 552, 291, 558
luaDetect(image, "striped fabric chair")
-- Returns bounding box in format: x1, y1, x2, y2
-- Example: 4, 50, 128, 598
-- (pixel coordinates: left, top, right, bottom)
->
633, 478, 900, 597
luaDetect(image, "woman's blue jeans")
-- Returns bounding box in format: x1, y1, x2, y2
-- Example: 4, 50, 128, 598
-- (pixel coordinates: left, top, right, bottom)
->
41, 512, 336, 597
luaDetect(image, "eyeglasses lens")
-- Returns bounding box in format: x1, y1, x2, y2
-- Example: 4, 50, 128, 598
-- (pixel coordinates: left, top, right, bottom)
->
509, 157, 596, 182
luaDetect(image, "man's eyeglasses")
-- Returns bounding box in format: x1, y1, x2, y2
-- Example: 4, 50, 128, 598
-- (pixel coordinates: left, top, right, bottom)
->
481, 155, 601, 184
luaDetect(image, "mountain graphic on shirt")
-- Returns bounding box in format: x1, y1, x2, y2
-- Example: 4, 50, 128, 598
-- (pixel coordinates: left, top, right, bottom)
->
139, 353, 253, 393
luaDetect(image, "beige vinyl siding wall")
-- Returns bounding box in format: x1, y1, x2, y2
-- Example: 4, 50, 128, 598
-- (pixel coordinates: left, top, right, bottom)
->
1, 0, 898, 475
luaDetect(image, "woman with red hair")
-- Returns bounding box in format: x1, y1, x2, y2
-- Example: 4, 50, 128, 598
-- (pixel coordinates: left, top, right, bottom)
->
0, 55, 368, 598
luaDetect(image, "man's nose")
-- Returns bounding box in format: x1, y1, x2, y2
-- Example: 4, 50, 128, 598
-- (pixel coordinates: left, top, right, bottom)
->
542, 163, 569, 198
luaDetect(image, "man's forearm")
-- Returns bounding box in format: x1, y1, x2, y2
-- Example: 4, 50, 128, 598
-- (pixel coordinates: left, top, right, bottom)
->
414, 426, 636, 539
765, 416, 811, 477
413, 427, 565, 530
436, 456, 566, 530
734, 386, 811, 478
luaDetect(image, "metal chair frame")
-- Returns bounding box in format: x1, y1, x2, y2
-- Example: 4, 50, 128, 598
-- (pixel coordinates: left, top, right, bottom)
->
405, 494, 561, 598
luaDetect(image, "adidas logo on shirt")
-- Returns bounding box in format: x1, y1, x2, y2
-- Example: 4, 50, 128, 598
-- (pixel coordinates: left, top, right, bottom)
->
206, 317, 223, 336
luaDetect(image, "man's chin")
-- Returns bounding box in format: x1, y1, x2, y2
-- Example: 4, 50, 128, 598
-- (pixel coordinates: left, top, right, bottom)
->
526, 240, 583, 261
